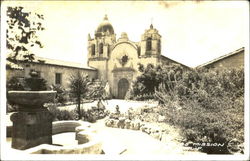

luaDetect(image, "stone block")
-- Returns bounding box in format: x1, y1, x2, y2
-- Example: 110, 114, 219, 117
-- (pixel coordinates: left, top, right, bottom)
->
140, 124, 145, 131
124, 119, 131, 129
113, 119, 119, 128
160, 133, 169, 143
151, 131, 161, 140
105, 118, 116, 127
75, 126, 96, 140
145, 127, 151, 134
11, 109, 53, 150
133, 121, 141, 130
77, 131, 93, 144
117, 117, 126, 129
130, 121, 135, 130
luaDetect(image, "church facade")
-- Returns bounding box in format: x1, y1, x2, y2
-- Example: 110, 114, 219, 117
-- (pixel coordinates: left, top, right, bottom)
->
87, 15, 187, 99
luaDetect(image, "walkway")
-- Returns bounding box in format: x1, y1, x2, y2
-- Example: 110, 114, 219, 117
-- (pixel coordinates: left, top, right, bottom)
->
58, 99, 158, 113
95, 118, 206, 155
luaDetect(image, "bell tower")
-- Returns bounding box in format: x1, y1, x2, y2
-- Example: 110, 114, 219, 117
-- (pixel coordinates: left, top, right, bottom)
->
140, 24, 161, 57
87, 15, 116, 81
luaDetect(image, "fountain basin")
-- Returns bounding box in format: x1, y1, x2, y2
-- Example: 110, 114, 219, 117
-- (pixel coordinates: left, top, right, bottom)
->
8, 91, 56, 108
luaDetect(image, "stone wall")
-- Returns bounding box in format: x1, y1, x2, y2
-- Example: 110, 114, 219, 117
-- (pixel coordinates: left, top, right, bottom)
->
14, 62, 97, 90
26, 64, 97, 88
88, 59, 108, 81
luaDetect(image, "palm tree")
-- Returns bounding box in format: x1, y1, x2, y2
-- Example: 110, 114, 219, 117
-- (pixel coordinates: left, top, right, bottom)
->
69, 72, 89, 120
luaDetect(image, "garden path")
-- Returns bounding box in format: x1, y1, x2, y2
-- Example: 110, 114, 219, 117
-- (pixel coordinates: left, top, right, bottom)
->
58, 99, 158, 113
91, 118, 205, 155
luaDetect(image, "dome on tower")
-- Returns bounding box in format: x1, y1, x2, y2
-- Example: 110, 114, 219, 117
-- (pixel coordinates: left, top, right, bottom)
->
96, 14, 114, 34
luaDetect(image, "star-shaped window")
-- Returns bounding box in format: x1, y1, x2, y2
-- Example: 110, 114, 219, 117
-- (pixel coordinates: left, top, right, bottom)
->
121, 55, 128, 65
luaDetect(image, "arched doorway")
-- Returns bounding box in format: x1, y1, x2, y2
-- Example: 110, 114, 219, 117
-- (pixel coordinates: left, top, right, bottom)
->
118, 78, 129, 99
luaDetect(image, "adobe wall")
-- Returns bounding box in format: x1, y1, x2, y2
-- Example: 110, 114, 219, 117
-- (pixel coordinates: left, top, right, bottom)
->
7, 62, 98, 90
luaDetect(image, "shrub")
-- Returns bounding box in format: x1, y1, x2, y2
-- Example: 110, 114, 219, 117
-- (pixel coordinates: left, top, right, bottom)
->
154, 67, 244, 154
25, 70, 47, 91
129, 64, 244, 154
7, 70, 48, 91
47, 104, 78, 121
161, 97, 244, 154
25, 77, 47, 91
6, 72, 48, 112
6, 77, 25, 91
82, 101, 109, 123
127, 63, 184, 100
52, 84, 69, 105
87, 81, 109, 101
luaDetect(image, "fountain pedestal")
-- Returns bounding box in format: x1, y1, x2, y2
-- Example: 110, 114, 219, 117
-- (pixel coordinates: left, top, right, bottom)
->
11, 108, 53, 150
8, 91, 56, 150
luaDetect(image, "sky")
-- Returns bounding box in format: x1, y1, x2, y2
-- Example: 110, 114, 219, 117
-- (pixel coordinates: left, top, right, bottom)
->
2, 0, 249, 67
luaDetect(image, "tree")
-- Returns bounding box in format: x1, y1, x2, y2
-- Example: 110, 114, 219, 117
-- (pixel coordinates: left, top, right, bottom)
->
127, 63, 185, 100
6, 6, 45, 62
87, 81, 109, 101
69, 72, 89, 120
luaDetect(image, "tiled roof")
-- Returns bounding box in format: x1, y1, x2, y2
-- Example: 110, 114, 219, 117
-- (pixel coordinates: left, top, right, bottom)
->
32, 56, 97, 71
196, 47, 244, 68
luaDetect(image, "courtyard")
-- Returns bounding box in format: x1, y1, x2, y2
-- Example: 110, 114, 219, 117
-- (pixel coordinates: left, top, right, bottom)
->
6, 99, 205, 155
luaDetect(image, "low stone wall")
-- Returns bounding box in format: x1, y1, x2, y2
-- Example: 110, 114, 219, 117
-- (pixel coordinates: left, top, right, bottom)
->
7, 120, 91, 137
105, 118, 174, 143
52, 120, 91, 135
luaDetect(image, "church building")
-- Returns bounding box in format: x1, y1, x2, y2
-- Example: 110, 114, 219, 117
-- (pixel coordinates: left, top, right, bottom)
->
7, 15, 243, 100
87, 15, 188, 99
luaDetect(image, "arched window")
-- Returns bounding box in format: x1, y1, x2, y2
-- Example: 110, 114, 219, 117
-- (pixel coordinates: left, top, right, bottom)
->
157, 40, 161, 54
146, 37, 152, 52
99, 43, 103, 55
91, 44, 95, 56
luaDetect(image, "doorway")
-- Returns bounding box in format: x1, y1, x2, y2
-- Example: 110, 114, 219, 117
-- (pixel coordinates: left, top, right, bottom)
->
118, 78, 129, 99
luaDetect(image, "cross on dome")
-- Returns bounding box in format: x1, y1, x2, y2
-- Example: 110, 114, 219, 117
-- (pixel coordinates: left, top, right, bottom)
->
104, 14, 108, 20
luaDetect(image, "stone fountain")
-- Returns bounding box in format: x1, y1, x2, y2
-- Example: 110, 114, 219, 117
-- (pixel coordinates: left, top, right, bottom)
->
8, 71, 56, 150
